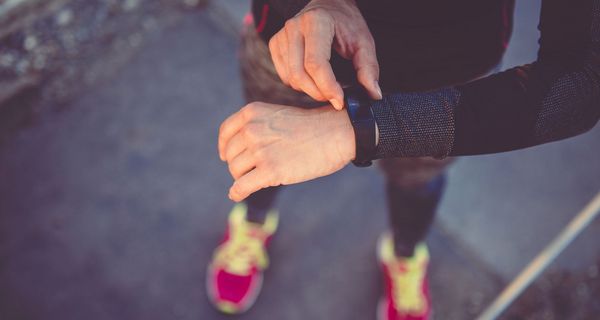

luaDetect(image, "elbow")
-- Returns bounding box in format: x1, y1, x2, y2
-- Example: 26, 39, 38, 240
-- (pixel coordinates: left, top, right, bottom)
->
533, 96, 600, 144
560, 101, 599, 140
536, 60, 600, 143
575, 111, 599, 136
582, 107, 600, 134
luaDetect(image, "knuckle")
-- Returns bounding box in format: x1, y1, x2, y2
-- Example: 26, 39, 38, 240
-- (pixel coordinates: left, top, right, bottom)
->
288, 74, 302, 89
302, 8, 323, 22
245, 101, 258, 109
357, 61, 377, 73
307, 9, 334, 29
299, 10, 314, 24
253, 147, 267, 162
289, 72, 308, 86
253, 148, 267, 163
242, 103, 258, 117
288, 72, 300, 84
360, 34, 375, 48
228, 163, 239, 178
304, 57, 322, 74
240, 126, 252, 140
268, 36, 279, 51
225, 145, 237, 160
284, 18, 298, 30
357, 40, 377, 56
241, 125, 259, 143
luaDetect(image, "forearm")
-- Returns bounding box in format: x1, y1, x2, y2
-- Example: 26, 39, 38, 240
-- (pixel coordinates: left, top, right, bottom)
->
371, 0, 600, 159
372, 63, 600, 158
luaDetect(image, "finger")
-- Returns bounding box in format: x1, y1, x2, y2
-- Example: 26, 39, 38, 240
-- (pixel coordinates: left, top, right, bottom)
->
218, 111, 247, 161
353, 41, 382, 100
224, 133, 246, 162
303, 20, 344, 109
277, 31, 292, 85
229, 168, 274, 202
228, 150, 256, 180
269, 33, 289, 85
285, 25, 326, 101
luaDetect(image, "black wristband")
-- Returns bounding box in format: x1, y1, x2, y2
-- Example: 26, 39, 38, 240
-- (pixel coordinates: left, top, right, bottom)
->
344, 88, 377, 167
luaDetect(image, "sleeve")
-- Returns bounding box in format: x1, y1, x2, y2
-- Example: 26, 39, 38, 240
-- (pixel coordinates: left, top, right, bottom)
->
371, 0, 600, 159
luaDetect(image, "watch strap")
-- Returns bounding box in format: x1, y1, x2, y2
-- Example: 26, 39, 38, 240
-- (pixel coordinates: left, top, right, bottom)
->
344, 88, 377, 167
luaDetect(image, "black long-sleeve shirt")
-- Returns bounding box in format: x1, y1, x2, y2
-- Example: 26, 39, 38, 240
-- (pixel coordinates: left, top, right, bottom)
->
253, 0, 600, 158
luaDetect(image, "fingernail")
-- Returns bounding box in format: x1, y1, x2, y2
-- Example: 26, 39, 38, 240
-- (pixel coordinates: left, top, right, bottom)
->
330, 99, 343, 110
374, 81, 383, 99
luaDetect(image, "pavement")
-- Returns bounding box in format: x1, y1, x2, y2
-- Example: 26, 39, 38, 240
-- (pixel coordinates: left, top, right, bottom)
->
439, 0, 600, 279
0, 1, 599, 320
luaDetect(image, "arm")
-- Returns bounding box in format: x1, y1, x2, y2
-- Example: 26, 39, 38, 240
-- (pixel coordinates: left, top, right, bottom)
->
372, 0, 600, 159
218, 0, 600, 201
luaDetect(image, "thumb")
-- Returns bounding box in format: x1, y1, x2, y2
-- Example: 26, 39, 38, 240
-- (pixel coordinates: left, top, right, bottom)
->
353, 43, 382, 100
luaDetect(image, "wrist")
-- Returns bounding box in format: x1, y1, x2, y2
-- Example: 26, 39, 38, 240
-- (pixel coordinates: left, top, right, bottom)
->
325, 107, 356, 163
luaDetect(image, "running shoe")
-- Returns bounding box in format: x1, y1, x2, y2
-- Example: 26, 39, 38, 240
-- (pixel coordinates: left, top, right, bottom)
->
207, 203, 278, 314
377, 233, 431, 320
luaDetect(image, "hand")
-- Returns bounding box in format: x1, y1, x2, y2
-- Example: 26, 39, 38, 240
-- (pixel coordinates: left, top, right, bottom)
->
218, 102, 356, 201
268, 0, 382, 110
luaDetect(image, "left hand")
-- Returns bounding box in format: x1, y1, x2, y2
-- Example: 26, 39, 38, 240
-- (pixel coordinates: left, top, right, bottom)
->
218, 102, 356, 201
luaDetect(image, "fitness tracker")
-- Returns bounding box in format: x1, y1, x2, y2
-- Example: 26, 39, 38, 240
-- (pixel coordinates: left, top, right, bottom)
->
344, 88, 377, 167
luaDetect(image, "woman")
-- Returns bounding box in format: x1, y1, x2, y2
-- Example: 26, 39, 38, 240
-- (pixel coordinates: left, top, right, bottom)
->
208, 0, 600, 319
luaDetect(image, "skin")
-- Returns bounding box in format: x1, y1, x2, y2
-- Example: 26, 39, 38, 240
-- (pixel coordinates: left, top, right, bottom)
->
268, 0, 382, 107
219, 0, 379, 201
219, 102, 356, 202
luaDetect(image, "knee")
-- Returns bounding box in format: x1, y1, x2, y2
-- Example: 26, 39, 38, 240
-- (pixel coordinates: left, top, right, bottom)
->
378, 157, 454, 190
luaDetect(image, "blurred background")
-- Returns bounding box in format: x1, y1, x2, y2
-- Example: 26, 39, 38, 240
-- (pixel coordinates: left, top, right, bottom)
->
0, 0, 598, 319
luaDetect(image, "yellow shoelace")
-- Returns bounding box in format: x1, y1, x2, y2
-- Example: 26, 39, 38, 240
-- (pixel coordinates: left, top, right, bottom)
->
391, 261, 427, 314
214, 224, 268, 276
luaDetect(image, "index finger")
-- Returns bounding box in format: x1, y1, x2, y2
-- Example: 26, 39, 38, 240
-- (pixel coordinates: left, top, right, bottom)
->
218, 110, 248, 161
303, 21, 344, 109
352, 41, 382, 100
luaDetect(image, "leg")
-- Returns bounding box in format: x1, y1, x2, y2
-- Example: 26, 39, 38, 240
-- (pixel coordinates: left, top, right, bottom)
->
238, 21, 322, 223
245, 187, 279, 224
378, 157, 455, 257
376, 157, 454, 320
208, 22, 324, 314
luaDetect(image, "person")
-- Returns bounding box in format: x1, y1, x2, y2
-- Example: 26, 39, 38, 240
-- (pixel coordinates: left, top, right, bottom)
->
207, 0, 600, 319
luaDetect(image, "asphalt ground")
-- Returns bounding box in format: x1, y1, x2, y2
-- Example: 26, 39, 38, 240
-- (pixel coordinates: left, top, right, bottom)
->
1, 1, 599, 319
0, 10, 501, 320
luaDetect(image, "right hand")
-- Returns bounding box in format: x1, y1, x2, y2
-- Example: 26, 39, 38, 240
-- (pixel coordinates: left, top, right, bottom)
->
268, 0, 382, 110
